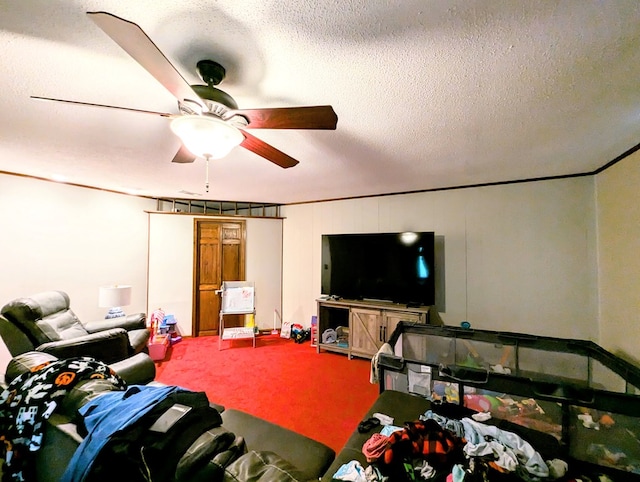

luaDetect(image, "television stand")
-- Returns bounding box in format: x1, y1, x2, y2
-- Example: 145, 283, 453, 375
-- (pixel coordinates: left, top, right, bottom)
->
316, 298, 436, 359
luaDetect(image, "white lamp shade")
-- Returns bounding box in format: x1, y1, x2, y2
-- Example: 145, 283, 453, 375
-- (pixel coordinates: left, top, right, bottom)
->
170, 115, 244, 159
98, 285, 132, 308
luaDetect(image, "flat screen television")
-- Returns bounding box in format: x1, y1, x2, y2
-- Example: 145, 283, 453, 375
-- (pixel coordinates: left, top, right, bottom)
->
321, 231, 435, 306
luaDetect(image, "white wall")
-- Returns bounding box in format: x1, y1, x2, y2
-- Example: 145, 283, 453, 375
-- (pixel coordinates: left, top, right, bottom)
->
596, 151, 640, 365
3, 162, 635, 367
0, 173, 154, 371
282, 176, 599, 341
147, 213, 282, 336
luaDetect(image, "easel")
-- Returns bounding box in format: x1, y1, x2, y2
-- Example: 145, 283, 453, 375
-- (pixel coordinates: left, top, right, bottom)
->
217, 281, 256, 350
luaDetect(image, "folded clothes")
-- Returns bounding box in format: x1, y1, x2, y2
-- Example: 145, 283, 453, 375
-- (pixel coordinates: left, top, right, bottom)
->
461, 417, 549, 479
362, 433, 389, 463
333, 460, 367, 482
420, 410, 465, 439
380, 425, 403, 436
372, 412, 394, 425
383, 419, 464, 466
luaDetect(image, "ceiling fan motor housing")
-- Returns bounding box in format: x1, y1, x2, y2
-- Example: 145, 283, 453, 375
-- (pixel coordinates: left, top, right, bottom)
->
191, 84, 238, 110
193, 60, 238, 110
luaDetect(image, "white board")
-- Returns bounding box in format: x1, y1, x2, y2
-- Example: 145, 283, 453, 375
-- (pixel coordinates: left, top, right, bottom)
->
221, 281, 255, 314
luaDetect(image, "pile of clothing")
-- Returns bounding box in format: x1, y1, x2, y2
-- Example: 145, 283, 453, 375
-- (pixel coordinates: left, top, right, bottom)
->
333, 408, 621, 481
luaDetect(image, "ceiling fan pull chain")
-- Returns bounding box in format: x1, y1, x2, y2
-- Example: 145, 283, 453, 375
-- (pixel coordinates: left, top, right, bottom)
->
205, 155, 211, 193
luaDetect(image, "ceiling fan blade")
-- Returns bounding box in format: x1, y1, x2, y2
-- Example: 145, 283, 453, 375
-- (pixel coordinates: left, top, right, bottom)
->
30, 96, 174, 117
234, 106, 338, 130
171, 145, 196, 164
240, 131, 299, 168
87, 11, 205, 110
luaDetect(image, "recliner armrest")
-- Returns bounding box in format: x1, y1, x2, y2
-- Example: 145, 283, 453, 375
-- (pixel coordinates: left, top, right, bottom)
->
110, 352, 156, 385
84, 313, 146, 333
36, 328, 130, 364
6, 351, 155, 386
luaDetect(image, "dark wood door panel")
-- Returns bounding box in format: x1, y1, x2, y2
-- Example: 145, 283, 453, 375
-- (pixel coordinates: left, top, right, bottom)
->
222, 244, 241, 280
198, 290, 220, 335
199, 243, 221, 284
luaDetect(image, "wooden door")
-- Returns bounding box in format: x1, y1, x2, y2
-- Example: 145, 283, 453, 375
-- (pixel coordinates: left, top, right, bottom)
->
350, 308, 382, 357
193, 220, 245, 336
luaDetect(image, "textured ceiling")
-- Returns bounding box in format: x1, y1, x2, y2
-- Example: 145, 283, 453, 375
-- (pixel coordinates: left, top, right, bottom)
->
1, 0, 639, 204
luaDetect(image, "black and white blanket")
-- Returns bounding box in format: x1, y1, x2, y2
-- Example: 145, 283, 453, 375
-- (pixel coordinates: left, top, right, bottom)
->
0, 357, 125, 482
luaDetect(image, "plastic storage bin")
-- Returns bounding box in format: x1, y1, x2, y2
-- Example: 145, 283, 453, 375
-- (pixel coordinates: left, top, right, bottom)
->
148, 334, 170, 361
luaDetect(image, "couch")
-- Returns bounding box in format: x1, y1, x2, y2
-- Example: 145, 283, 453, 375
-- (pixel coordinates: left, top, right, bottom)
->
321, 390, 595, 482
3, 351, 335, 482
0, 290, 150, 364
320, 390, 433, 481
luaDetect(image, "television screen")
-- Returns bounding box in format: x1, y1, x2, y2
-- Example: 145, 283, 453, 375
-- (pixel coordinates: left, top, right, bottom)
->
321, 232, 435, 306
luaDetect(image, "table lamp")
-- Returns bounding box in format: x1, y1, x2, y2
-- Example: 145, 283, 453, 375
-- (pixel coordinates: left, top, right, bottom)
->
98, 285, 132, 319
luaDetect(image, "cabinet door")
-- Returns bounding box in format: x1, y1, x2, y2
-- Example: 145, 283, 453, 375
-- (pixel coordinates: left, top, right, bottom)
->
383, 311, 423, 342
350, 308, 383, 357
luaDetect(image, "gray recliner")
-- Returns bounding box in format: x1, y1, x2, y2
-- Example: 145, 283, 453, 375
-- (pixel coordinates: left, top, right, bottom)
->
0, 290, 150, 365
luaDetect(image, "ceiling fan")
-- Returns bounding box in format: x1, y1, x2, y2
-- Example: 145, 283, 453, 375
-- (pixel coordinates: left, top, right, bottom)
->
32, 11, 338, 169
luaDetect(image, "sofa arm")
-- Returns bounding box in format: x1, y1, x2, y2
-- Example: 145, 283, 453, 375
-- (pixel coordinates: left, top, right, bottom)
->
84, 313, 146, 333
221, 409, 335, 481
6, 351, 155, 387
109, 352, 156, 385
36, 328, 130, 364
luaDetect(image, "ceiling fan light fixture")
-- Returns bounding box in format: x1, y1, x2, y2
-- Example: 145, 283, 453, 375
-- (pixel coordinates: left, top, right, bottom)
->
170, 115, 243, 159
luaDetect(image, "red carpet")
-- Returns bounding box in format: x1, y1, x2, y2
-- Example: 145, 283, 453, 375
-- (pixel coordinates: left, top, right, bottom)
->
154, 334, 379, 453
